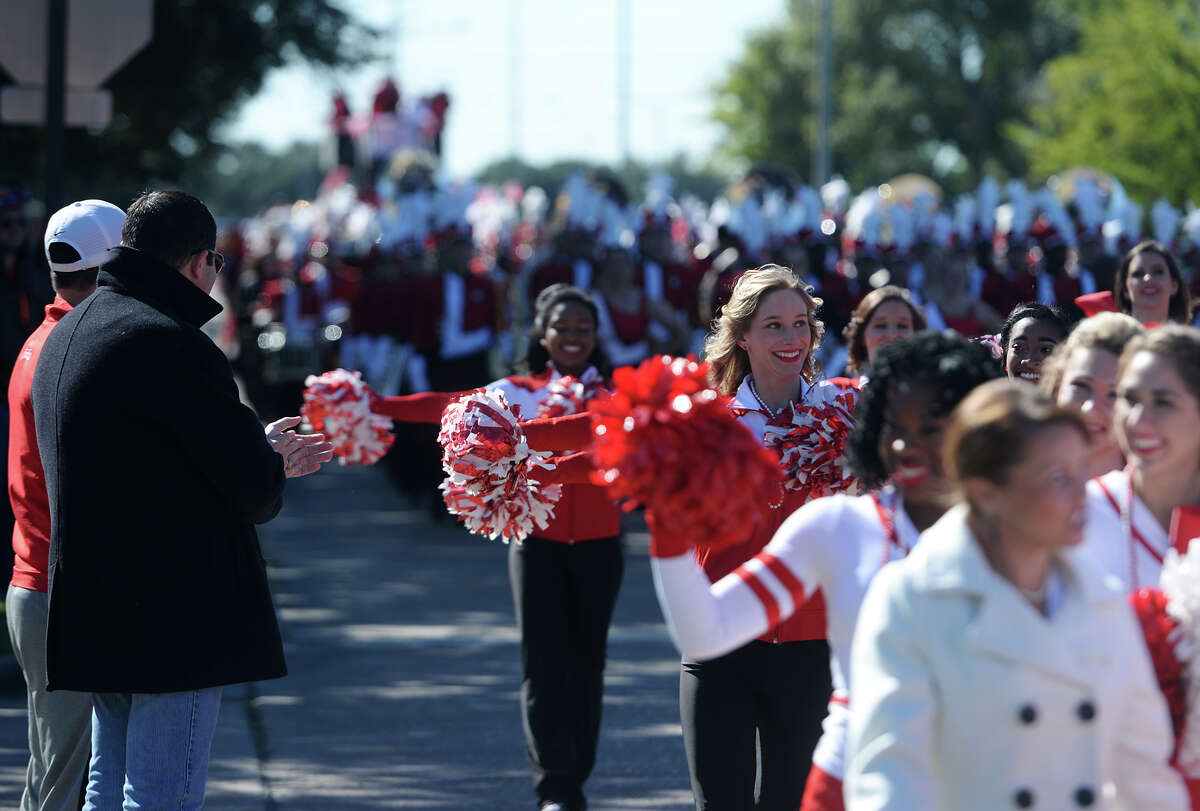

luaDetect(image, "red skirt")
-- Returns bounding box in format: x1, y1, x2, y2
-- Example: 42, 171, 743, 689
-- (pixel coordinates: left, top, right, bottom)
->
799, 763, 843, 811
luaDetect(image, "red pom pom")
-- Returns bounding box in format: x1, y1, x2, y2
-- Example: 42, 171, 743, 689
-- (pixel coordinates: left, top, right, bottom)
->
301, 369, 394, 466
438, 390, 562, 542
588, 356, 783, 552
1131, 587, 1187, 755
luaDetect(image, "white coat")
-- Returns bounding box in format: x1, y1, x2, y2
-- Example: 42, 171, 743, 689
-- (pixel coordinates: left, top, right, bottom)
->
846, 505, 1186, 811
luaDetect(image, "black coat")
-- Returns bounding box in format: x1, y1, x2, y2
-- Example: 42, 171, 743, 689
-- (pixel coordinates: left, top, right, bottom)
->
33, 246, 287, 693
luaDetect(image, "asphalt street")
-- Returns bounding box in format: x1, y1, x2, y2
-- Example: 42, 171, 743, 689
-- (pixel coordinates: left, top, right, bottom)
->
0, 462, 696, 809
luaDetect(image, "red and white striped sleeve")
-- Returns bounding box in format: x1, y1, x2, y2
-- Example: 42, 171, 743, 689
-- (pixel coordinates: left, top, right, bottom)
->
650, 496, 840, 661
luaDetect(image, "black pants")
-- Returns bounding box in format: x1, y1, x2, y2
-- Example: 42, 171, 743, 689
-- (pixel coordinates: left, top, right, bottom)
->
509, 535, 624, 809
680, 639, 832, 811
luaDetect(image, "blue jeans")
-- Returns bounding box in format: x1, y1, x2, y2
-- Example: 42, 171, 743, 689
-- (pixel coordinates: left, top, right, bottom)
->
83, 687, 222, 811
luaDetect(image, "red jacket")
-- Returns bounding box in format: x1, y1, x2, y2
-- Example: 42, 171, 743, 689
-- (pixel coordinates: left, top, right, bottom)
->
8, 297, 71, 592
489, 367, 620, 543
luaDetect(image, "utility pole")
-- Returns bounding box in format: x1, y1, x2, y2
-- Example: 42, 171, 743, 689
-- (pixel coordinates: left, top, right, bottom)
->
812, 0, 833, 187
617, 0, 631, 165
45, 0, 67, 213
509, 0, 523, 158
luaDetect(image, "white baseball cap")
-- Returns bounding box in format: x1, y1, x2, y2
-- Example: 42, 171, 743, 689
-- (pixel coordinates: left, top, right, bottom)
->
43, 199, 126, 272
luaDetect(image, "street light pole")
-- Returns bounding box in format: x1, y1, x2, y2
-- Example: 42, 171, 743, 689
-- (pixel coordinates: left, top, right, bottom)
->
509, 0, 523, 159
617, 0, 631, 166
45, 0, 66, 213
813, 0, 833, 187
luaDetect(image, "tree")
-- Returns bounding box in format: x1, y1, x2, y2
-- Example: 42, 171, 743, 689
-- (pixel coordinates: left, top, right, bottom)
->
178, 141, 325, 220
712, 0, 1079, 191
0, 0, 377, 207
1014, 0, 1200, 205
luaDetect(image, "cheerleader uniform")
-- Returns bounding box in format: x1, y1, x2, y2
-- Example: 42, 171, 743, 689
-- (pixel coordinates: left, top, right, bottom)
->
487, 366, 623, 811
592, 291, 652, 368
674, 376, 840, 810
655, 486, 917, 811
1080, 467, 1200, 806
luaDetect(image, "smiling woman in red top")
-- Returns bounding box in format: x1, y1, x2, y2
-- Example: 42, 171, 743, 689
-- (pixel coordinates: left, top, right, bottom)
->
673, 264, 844, 810
484, 284, 621, 811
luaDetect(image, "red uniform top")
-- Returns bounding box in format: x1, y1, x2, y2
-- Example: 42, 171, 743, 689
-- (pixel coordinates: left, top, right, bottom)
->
695, 377, 834, 644
8, 296, 71, 592
487, 366, 621, 543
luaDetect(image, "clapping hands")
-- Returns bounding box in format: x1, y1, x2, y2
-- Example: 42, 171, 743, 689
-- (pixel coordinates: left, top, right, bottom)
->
265, 416, 335, 478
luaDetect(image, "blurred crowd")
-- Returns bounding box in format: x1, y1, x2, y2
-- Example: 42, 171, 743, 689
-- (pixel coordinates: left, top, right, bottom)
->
212, 158, 1200, 422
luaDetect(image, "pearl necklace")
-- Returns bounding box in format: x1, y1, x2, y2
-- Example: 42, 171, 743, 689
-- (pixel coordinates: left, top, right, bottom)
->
748, 377, 805, 419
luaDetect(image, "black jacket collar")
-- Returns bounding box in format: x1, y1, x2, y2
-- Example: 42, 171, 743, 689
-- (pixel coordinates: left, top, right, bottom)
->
97, 246, 222, 328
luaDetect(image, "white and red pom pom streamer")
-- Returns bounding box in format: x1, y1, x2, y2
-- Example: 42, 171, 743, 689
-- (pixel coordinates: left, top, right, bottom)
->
438, 389, 562, 542
1162, 543, 1200, 775
537, 373, 604, 419
763, 384, 859, 503
301, 369, 394, 466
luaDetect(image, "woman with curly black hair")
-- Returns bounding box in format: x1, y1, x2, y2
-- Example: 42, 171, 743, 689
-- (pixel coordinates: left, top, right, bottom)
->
651, 331, 999, 811
999, 302, 1071, 385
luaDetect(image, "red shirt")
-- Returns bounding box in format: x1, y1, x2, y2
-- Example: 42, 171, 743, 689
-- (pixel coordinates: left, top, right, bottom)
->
9, 296, 71, 592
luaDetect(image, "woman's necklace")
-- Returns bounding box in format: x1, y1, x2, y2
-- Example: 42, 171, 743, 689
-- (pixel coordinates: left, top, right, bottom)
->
748, 376, 803, 419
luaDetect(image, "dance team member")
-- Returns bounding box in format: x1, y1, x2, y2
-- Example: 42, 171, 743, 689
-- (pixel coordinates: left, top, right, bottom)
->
651, 331, 998, 811
1082, 326, 1200, 591
999, 302, 1069, 385
840, 286, 925, 380
847, 379, 1186, 810
670, 264, 839, 810
1038, 312, 1144, 479
353, 284, 616, 811
486, 284, 622, 811
1114, 241, 1192, 327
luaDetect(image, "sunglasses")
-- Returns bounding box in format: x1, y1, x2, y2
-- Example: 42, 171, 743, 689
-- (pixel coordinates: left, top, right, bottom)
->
194, 247, 224, 274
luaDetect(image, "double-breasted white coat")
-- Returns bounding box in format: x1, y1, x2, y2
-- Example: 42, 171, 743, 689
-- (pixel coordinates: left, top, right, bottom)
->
846, 505, 1186, 811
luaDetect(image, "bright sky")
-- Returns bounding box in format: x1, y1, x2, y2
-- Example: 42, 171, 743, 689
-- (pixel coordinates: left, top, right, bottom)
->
222, 0, 787, 177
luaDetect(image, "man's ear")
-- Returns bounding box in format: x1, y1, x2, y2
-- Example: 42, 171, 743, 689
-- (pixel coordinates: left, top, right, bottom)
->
179, 252, 202, 283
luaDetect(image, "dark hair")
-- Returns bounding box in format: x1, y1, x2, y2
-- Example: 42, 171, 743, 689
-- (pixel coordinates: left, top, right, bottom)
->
1114, 240, 1193, 323
522, 284, 611, 377
945, 378, 1088, 493
999, 302, 1069, 358
121, 190, 215, 270
46, 242, 98, 292
842, 285, 927, 375
849, 330, 1001, 490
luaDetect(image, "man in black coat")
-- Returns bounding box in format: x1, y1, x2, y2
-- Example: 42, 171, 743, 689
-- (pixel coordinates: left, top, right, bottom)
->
32, 190, 332, 809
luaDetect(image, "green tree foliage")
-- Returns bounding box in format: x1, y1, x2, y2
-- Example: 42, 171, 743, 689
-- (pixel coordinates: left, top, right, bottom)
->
0, 0, 377, 207
1014, 0, 1200, 204
178, 141, 325, 220
713, 0, 1077, 191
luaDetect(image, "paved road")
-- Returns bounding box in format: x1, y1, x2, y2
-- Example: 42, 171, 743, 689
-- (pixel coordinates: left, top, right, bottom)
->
0, 463, 696, 810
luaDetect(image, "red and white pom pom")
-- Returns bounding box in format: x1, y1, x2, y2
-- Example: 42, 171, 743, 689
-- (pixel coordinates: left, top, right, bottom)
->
1160, 544, 1200, 774
763, 383, 859, 503
438, 389, 562, 542
301, 369, 394, 466
1131, 587, 1186, 762
589, 356, 783, 551
537, 373, 604, 419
